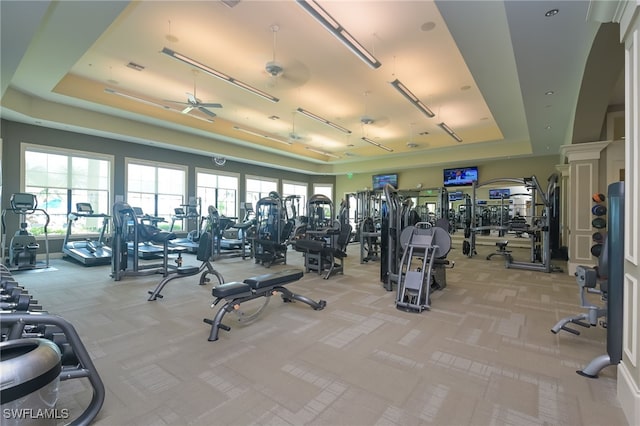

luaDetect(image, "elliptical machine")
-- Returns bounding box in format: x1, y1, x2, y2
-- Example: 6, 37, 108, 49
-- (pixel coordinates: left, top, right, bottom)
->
1, 193, 50, 270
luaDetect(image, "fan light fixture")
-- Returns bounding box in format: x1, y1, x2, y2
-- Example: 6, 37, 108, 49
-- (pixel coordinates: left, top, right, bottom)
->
104, 88, 214, 123
438, 122, 463, 142
305, 147, 340, 158
361, 136, 393, 152
296, 107, 351, 134
390, 79, 435, 118
296, 0, 381, 69
161, 47, 279, 103
233, 126, 292, 146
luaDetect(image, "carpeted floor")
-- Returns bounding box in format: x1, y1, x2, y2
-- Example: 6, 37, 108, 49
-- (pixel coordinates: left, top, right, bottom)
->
11, 239, 628, 426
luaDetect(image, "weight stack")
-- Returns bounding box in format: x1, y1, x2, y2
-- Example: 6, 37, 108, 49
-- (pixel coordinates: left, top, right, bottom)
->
590, 193, 607, 258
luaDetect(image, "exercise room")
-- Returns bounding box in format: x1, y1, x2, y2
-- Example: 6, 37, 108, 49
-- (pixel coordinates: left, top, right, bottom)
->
1, 1, 639, 425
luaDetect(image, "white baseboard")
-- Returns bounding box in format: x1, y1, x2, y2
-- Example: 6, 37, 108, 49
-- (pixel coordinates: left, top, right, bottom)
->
618, 361, 640, 426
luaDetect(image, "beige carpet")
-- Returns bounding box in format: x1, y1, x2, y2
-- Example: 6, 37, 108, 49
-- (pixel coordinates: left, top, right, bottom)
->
12, 240, 628, 426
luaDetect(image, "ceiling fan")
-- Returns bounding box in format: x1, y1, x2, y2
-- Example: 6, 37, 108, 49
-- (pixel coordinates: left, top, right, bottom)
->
165, 73, 222, 118
263, 24, 310, 89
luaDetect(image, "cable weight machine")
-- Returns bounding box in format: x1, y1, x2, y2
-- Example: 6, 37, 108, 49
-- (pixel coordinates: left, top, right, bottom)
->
463, 174, 562, 273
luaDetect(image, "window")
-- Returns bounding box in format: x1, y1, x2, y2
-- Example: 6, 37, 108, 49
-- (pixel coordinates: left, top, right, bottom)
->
196, 169, 239, 218
22, 145, 112, 235
282, 180, 308, 217
312, 183, 333, 201
126, 159, 186, 230
246, 176, 278, 207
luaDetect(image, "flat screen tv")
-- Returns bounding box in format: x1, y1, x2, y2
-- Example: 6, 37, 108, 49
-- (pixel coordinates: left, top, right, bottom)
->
489, 188, 511, 199
443, 166, 478, 187
448, 191, 464, 201
372, 173, 398, 191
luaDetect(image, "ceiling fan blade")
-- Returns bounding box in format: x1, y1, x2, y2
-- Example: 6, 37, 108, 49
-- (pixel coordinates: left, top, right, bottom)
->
181, 106, 194, 114
198, 102, 223, 108
198, 107, 217, 117
164, 99, 190, 106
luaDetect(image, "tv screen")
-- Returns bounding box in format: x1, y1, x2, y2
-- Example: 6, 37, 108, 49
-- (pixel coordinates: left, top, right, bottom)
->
489, 188, 511, 199
448, 191, 464, 201
372, 173, 398, 191
443, 166, 478, 187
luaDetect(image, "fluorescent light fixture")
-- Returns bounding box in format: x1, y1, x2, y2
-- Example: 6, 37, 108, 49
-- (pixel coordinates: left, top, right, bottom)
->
361, 136, 393, 152
296, 107, 351, 134
390, 79, 435, 118
305, 147, 340, 158
161, 47, 279, 103
233, 126, 292, 146
296, 0, 381, 69
438, 122, 463, 142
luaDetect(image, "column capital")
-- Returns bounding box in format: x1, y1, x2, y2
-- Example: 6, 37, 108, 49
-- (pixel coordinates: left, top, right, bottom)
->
555, 164, 570, 176
560, 141, 610, 162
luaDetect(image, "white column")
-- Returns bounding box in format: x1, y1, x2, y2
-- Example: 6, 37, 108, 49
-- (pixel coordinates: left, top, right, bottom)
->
560, 141, 609, 275
589, 2, 640, 424
555, 164, 570, 251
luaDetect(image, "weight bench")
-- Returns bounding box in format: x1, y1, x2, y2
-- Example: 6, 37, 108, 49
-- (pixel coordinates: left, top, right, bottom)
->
203, 269, 326, 341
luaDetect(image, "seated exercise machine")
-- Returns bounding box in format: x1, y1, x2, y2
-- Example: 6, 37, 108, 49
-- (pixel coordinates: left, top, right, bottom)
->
293, 223, 352, 279
1, 193, 50, 271
396, 223, 452, 313
63, 202, 112, 266
147, 231, 224, 300
551, 263, 606, 336
203, 269, 326, 341
552, 182, 624, 379
253, 194, 293, 267
111, 202, 183, 281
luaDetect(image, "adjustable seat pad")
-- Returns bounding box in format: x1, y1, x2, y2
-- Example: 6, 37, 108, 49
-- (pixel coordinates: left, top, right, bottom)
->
212, 282, 252, 298
243, 269, 304, 290
293, 239, 324, 252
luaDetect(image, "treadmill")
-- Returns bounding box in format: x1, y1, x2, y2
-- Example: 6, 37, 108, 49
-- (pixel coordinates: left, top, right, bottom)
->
63, 202, 112, 266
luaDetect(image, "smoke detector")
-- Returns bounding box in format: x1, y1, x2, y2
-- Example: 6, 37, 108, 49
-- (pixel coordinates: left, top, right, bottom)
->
360, 116, 374, 125
265, 61, 284, 77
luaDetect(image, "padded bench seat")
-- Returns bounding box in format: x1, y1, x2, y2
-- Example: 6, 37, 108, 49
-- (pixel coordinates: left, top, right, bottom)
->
212, 281, 252, 299
243, 269, 304, 289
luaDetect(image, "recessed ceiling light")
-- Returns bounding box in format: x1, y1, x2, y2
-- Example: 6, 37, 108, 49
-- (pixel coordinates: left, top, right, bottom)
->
269, 115, 280, 120
420, 21, 436, 32
545, 90, 554, 96
545, 125, 552, 130
460, 85, 471, 91
545, 9, 559, 17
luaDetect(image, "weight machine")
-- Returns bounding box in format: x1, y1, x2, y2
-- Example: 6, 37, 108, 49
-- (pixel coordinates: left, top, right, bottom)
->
354, 190, 382, 263
253, 193, 293, 267
464, 174, 562, 273
1, 193, 50, 271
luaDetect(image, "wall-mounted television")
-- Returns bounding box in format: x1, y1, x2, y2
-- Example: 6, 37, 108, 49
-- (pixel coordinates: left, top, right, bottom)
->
443, 166, 478, 187
372, 173, 398, 191
448, 191, 464, 201
489, 188, 511, 199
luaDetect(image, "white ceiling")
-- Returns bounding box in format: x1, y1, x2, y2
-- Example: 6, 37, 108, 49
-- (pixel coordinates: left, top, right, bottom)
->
0, 1, 623, 175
